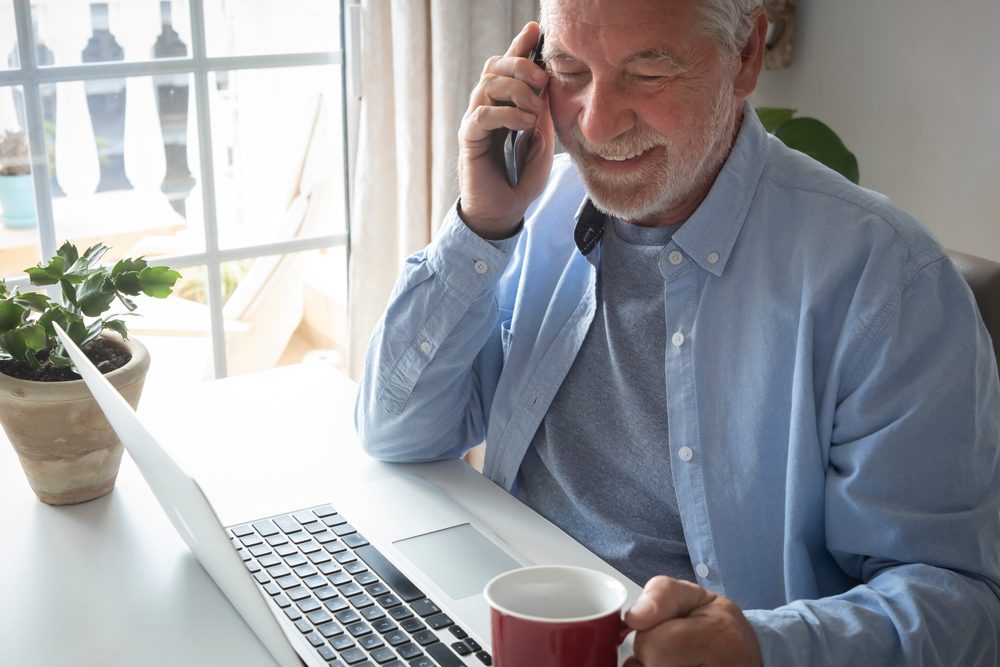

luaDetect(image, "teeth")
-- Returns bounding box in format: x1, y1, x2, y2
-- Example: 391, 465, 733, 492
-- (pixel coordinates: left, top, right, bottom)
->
601, 148, 646, 162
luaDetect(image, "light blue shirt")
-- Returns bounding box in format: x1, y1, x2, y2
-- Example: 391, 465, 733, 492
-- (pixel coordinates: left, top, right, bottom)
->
355, 109, 1000, 665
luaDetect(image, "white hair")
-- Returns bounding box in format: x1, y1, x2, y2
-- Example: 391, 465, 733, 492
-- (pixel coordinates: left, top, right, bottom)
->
539, 0, 764, 58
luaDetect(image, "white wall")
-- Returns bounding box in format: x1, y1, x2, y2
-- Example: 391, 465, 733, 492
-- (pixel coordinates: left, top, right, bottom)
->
752, 0, 1000, 261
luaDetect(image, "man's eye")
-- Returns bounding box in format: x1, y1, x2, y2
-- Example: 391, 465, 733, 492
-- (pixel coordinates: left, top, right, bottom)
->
552, 70, 585, 80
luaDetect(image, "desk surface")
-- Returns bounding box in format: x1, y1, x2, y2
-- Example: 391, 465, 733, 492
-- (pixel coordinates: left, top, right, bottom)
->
1, 360, 639, 666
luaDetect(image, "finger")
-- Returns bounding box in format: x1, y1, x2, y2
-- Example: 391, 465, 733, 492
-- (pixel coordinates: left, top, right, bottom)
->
632, 616, 711, 667
504, 21, 542, 58
460, 105, 537, 146
480, 73, 547, 114
625, 576, 718, 631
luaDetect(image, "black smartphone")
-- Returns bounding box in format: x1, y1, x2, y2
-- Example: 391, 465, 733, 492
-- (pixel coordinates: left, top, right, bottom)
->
504, 32, 545, 188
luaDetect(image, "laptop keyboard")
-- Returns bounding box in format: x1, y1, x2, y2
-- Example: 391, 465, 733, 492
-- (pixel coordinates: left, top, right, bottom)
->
228, 504, 492, 667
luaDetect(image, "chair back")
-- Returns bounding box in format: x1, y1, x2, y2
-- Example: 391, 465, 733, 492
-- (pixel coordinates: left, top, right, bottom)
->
948, 249, 1000, 377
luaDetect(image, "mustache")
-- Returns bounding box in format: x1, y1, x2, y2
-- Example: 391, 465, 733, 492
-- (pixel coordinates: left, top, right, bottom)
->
569, 124, 671, 160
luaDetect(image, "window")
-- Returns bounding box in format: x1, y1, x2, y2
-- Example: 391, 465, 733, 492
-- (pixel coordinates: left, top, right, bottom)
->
0, 0, 356, 398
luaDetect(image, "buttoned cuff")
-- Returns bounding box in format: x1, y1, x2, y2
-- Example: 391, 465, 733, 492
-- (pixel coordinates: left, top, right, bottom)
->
428, 203, 521, 300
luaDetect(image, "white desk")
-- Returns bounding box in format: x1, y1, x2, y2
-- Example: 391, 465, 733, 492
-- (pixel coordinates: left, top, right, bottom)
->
0, 360, 640, 666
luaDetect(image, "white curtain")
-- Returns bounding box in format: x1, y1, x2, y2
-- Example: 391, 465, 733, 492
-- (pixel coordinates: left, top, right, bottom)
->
348, 0, 538, 379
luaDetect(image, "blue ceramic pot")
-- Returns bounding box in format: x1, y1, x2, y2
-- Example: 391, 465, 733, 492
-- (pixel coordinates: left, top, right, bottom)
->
0, 173, 37, 229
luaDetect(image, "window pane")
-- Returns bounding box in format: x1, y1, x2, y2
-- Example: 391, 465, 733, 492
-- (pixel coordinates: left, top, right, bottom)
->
44, 72, 204, 265
0, 85, 40, 275
211, 65, 345, 250
223, 247, 347, 377
205, 0, 340, 58
29, 0, 192, 67
1, 2, 16, 70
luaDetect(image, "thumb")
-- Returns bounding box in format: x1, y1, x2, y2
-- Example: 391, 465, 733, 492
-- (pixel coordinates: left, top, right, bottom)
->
625, 576, 718, 631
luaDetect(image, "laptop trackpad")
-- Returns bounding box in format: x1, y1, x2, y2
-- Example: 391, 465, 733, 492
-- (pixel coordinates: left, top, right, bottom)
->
393, 523, 521, 599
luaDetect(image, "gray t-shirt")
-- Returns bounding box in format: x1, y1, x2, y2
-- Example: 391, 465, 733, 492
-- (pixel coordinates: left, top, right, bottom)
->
515, 217, 695, 586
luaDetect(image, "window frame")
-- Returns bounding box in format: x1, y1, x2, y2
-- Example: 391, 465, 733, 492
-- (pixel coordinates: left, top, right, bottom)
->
1, 0, 356, 378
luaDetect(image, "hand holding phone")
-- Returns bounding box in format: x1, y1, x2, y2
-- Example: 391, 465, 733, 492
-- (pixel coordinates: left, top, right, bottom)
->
503, 33, 545, 188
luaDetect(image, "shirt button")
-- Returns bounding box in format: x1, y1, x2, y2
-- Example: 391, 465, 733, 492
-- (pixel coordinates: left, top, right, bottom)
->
419, 340, 431, 354
668, 251, 684, 266
671, 332, 685, 347
707, 252, 720, 265
678, 446, 693, 462
695, 563, 710, 578
473, 260, 488, 274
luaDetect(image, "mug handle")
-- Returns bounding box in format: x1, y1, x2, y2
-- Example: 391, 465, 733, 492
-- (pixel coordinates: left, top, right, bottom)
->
617, 617, 634, 646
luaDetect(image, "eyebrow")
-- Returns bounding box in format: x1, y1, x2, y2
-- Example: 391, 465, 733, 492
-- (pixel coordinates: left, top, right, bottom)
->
540, 44, 684, 70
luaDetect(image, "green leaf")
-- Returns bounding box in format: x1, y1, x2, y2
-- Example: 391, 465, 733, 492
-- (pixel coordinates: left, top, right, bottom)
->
78, 319, 105, 347
0, 298, 26, 332
18, 323, 46, 351
65, 320, 90, 345
0, 280, 7, 299
56, 241, 79, 269
0, 325, 45, 365
117, 293, 137, 312
49, 352, 73, 368
76, 273, 117, 317
139, 266, 182, 298
26, 256, 65, 285
12, 292, 51, 312
38, 308, 81, 338
756, 107, 796, 134
60, 277, 80, 308
103, 318, 130, 340
112, 257, 148, 278
773, 117, 860, 184
113, 270, 143, 296
70, 243, 109, 273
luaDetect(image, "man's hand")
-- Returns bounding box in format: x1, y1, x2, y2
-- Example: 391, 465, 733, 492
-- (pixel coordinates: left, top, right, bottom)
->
458, 21, 553, 240
623, 576, 763, 667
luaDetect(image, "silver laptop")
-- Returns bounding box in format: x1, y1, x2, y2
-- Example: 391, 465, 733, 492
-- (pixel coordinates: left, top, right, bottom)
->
56, 325, 537, 667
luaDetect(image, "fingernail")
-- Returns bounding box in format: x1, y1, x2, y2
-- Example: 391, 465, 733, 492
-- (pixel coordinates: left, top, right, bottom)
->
630, 593, 654, 617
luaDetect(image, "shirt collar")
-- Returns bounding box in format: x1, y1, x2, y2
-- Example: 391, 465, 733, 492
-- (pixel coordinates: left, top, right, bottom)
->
573, 102, 769, 277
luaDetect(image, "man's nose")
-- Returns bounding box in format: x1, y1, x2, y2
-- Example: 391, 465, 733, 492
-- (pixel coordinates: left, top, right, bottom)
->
577, 80, 636, 146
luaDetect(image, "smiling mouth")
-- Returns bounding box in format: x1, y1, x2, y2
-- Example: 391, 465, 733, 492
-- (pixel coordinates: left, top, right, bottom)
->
590, 146, 659, 168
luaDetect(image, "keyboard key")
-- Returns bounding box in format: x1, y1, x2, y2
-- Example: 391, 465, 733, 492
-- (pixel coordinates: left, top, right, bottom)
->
308, 609, 333, 626
306, 632, 326, 647
330, 635, 356, 651
297, 598, 322, 614
447, 626, 467, 640
290, 532, 313, 545
252, 571, 270, 585
355, 571, 378, 586
314, 530, 339, 544
369, 647, 397, 664
286, 586, 312, 602
317, 645, 337, 661
361, 607, 386, 622
346, 561, 369, 576
372, 619, 397, 634
269, 565, 292, 579
388, 606, 413, 621
451, 642, 471, 656
275, 543, 298, 558
295, 564, 318, 579
410, 600, 441, 618
258, 553, 281, 568
376, 595, 402, 609
273, 593, 292, 608
401, 618, 426, 634
324, 540, 348, 554
244, 559, 261, 574
284, 552, 308, 567
231, 524, 254, 537
343, 533, 370, 549
426, 613, 453, 630
248, 544, 271, 558
300, 541, 322, 555
317, 621, 344, 638
313, 505, 338, 518
359, 634, 385, 651
354, 547, 425, 603
425, 643, 465, 667
308, 550, 332, 565
406, 656, 434, 667
396, 643, 423, 660
266, 534, 289, 547
325, 598, 350, 613
320, 561, 343, 576
385, 630, 408, 647
294, 619, 312, 634
304, 575, 329, 589
347, 621, 373, 637
366, 583, 390, 597
464, 638, 482, 652
306, 522, 329, 535
315, 585, 339, 601
275, 575, 299, 590
336, 609, 362, 625
340, 647, 368, 664
350, 595, 375, 609
335, 551, 358, 565
339, 582, 364, 597
323, 514, 347, 527
262, 582, 280, 596
240, 534, 263, 547
252, 519, 280, 537
284, 606, 302, 621
274, 515, 301, 534
294, 510, 319, 525
475, 651, 492, 665
333, 523, 358, 537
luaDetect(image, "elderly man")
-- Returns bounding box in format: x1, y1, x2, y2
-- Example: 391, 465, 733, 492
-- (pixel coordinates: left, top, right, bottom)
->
356, 0, 1000, 664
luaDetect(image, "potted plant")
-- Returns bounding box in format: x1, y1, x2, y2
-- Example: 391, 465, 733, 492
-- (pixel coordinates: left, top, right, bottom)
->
756, 107, 859, 184
0, 129, 36, 229
0, 241, 180, 505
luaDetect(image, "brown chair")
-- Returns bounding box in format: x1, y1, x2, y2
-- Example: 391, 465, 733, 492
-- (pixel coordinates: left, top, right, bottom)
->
947, 249, 1000, 378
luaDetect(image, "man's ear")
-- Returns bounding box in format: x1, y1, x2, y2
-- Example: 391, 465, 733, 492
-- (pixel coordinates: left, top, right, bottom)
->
733, 8, 768, 98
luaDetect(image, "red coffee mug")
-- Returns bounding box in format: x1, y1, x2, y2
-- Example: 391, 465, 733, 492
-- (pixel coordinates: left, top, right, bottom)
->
483, 565, 631, 667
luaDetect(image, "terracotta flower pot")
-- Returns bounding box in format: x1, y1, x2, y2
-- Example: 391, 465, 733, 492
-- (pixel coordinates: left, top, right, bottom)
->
0, 335, 150, 505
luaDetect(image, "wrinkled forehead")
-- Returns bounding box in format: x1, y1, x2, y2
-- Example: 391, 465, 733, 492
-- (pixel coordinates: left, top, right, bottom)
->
542, 0, 698, 30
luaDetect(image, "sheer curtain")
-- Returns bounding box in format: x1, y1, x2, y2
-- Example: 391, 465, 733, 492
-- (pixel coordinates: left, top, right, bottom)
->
348, 0, 538, 379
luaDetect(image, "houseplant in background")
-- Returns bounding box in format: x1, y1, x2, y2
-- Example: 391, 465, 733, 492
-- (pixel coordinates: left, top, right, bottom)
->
0, 242, 180, 504
756, 107, 859, 184
0, 129, 37, 229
